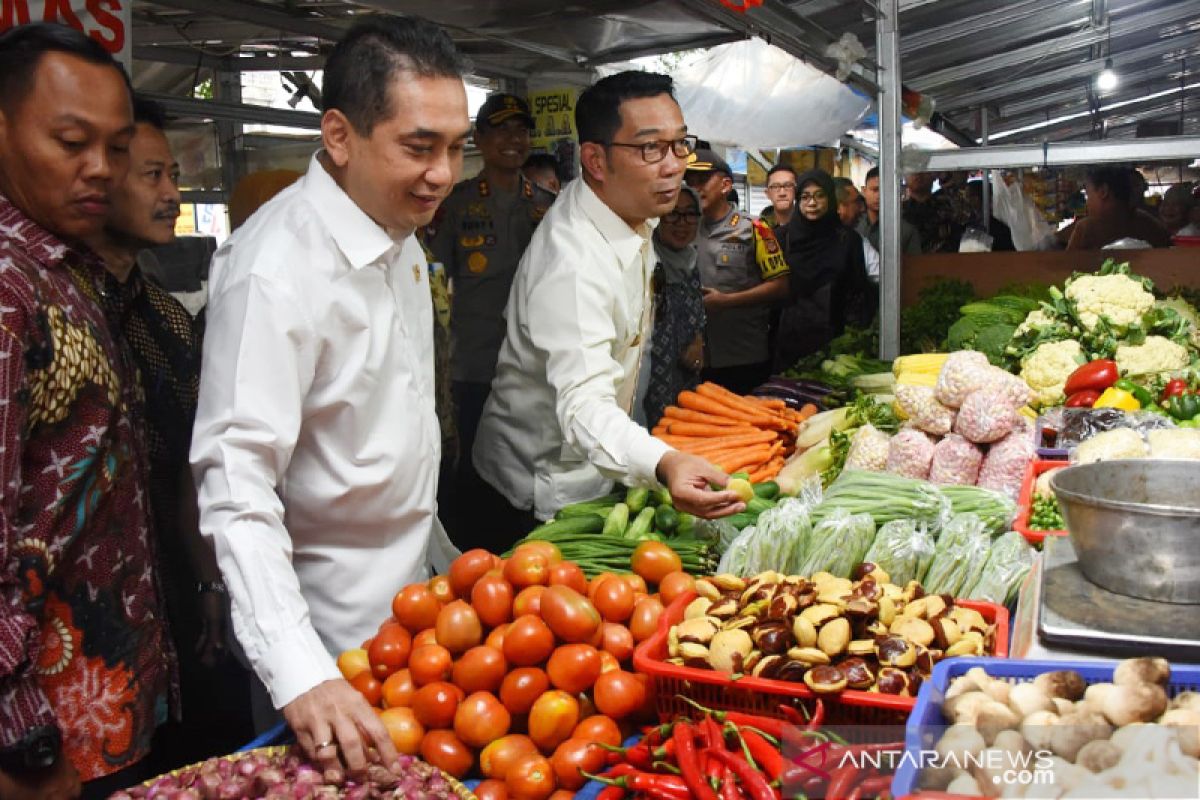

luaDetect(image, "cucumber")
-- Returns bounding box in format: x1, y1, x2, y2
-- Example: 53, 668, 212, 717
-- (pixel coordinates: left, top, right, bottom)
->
727, 512, 755, 530
525, 515, 605, 540
602, 503, 630, 537
746, 496, 776, 516
654, 504, 680, 533
676, 512, 696, 537
625, 507, 656, 540
752, 481, 780, 500
625, 487, 650, 514
654, 486, 673, 507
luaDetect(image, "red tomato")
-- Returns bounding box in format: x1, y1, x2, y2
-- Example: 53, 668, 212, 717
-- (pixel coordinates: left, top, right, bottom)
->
392, 584, 442, 633
480, 734, 538, 780
528, 690, 580, 752
587, 572, 617, 603
539, 585, 602, 644
548, 792, 574, 800
411, 681, 463, 729
420, 729, 474, 778
368, 624, 412, 679
486, 623, 508, 651
408, 644, 453, 686
454, 691, 512, 749
499, 667, 550, 715
622, 573, 648, 595
452, 645, 508, 695
504, 549, 551, 590
628, 597, 664, 643
502, 615, 555, 667
546, 562, 588, 594
413, 628, 439, 650
597, 650, 621, 674
381, 668, 416, 709
631, 541, 683, 585
505, 753, 556, 800
378, 707, 424, 754
336, 648, 370, 681
428, 574, 456, 604
474, 779, 510, 800
471, 574, 515, 628
600, 623, 634, 662
436, 600, 483, 655
657, 571, 695, 606
593, 670, 647, 720
545, 645, 602, 695
550, 738, 607, 791
513, 540, 562, 566
449, 549, 498, 598
513, 585, 546, 618
572, 715, 622, 748
591, 575, 635, 623
350, 672, 383, 707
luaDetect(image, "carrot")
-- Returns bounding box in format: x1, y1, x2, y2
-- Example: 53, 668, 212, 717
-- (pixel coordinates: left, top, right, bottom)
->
662, 421, 758, 438
693, 385, 791, 431
676, 390, 771, 425
748, 397, 788, 411
717, 447, 774, 473
662, 406, 746, 427
796, 403, 819, 421
681, 434, 780, 456
749, 456, 786, 482
696, 382, 770, 413
655, 434, 712, 448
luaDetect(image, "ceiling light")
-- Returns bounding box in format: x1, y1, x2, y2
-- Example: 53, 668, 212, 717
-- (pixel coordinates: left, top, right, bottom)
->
1097, 58, 1118, 91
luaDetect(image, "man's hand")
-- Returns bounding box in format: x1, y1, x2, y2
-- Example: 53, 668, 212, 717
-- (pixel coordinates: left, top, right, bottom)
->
195, 591, 228, 668
283, 678, 402, 783
656, 451, 744, 519
701, 287, 728, 313
0, 756, 80, 800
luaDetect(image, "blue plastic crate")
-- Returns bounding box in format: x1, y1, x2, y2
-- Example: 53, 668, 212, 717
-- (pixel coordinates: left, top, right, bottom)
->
891, 656, 1200, 797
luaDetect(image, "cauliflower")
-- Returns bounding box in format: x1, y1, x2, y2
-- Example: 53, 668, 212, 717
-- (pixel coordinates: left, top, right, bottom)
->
1114, 336, 1189, 377
1020, 339, 1085, 407
1064, 273, 1155, 330
1156, 296, 1200, 349
1014, 309, 1058, 337
1074, 428, 1147, 464
1148, 428, 1200, 459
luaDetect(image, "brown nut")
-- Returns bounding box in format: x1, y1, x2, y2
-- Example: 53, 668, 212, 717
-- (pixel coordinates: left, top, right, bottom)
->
710, 574, 747, 592
708, 629, 754, 674
949, 606, 987, 634
852, 563, 880, 581
922, 595, 948, 620
891, 617, 936, 648
875, 666, 914, 696
740, 599, 770, 619
930, 617, 962, 649
694, 579, 721, 601
792, 616, 818, 648
900, 596, 928, 620
866, 620, 890, 637
810, 571, 838, 587
675, 617, 719, 645
679, 642, 710, 661
844, 598, 878, 619
787, 647, 831, 666
708, 598, 740, 620
752, 622, 794, 655
684, 597, 713, 619
876, 635, 917, 668
848, 639, 876, 657
817, 617, 851, 657
752, 654, 785, 679
775, 660, 809, 683
914, 645, 941, 678
799, 603, 840, 628
722, 616, 757, 632
855, 580, 883, 602
840, 657, 876, 690
767, 593, 799, 621
877, 595, 897, 626
945, 636, 983, 658
901, 580, 926, 603
804, 665, 848, 694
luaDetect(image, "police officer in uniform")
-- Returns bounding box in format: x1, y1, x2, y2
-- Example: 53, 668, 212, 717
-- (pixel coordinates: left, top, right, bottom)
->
684, 149, 790, 395
429, 93, 554, 546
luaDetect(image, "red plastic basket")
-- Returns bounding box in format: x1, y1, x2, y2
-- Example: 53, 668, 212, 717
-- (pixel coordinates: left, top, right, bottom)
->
1012, 459, 1069, 544
633, 590, 1009, 727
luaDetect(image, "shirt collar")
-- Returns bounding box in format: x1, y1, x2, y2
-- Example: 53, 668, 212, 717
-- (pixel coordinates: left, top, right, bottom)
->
0, 192, 93, 271
302, 152, 402, 270
576, 179, 655, 268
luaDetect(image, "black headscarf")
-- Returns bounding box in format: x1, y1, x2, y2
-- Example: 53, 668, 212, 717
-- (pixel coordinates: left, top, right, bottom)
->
781, 169, 848, 296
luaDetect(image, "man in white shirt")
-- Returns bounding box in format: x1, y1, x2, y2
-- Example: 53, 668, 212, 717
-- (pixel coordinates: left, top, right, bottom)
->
190, 16, 470, 781
834, 177, 880, 283
473, 71, 744, 540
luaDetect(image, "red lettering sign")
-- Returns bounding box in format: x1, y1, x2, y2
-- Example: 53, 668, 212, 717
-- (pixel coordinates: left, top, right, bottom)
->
0, 0, 129, 65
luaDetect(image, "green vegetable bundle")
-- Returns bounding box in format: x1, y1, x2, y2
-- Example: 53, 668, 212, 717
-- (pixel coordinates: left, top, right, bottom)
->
923, 513, 992, 595
504, 529, 718, 578
964, 531, 1036, 605
796, 507, 876, 579
812, 469, 950, 531
939, 485, 1017, 538
862, 519, 936, 586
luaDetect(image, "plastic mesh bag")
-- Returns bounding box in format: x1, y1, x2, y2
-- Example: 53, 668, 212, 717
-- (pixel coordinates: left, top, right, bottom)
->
977, 420, 1036, 500
954, 389, 1018, 444
862, 519, 936, 586
895, 384, 955, 436
928, 433, 984, 485
935, 351, 991, 408
923, 512, 992, 595
886, 428, 936, 479
844, 424, 892, 471
796, 507, 876, 579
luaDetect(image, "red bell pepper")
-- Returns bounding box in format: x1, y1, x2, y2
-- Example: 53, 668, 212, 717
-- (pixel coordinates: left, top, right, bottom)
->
1063, 359, 1119, 396
1162, 378, 1189, 402
1064, 389, 1101, 408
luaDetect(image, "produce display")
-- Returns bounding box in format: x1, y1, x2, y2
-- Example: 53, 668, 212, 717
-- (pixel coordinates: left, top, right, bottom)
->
651, 382, 814, 481
662, 569, 1000, 697
920, 658, 1200, 798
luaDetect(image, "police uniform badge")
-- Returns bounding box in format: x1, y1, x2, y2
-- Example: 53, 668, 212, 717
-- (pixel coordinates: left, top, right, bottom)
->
467, 251, 489, 274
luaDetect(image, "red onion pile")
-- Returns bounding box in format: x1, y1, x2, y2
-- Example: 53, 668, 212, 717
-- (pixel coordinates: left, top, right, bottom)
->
109, 748, 458, 800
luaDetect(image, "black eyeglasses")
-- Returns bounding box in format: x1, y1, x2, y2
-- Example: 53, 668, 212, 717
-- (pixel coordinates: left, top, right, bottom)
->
663, 210, 701, 223
799, 191, 828, 204
607, 135, 698, 164
767, 182, 796, 192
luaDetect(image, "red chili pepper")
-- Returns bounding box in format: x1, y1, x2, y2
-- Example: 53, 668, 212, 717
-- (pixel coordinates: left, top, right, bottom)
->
704, 747, 778, 800
596, 787, 626, 800
598, 741, 653, 769
703, 716, 725, 785
1065, 389, 1100, 408
602, 763, 638, 779
674, 722, 720, 800
652, 739, 677, 760
779, 703, 807, 726
825, 764, 860, 800
678, 697, 785, 739
584, 770, 693, 800
1064, 359, 1119, 396
718, 767, 741, 800
852, 773, 894, 797
1163, 378, 1189, 401
807, 698, 825, 731
741, 728, 784, 782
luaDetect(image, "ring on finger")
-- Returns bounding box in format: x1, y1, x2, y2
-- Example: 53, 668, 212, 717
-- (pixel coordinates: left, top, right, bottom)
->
314, 739, 337, 752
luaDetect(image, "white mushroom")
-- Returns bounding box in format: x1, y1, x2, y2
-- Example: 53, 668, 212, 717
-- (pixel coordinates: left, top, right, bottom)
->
984, 680, 1012, 706
1082, 682, 1117, 714
1051, 697, 1077, 716
976, 701, 1022, 746
1008, 682, 1055, 718
1108, 722, 1148, 752
1170, 691, 1200, 713
1100, 682, 1168, 727
1075, 740, 1121, 773
1033, 670, 1086, 701
1049, 711, 1113, 762
1158, 709, 1200, 758
1113, 657, 1170, 687
992, 729, 1032, 758
944, 691, 993, 726
1019, 709, 1060, 752
946, 773, 983, 796
936, 723, 988, 764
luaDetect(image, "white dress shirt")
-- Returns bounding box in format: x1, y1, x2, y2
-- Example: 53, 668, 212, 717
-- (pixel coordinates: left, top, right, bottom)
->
473, 178, 672, 521
863, 237, 880, 282
191, 153, 449, 709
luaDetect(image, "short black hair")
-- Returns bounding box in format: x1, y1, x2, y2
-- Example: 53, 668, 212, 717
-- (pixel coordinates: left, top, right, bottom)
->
832, 176, 857, 205
0, 22, 131, 114
865, 166, 880, 182
1086, 166, 1133, 208
523, 152, 558, 174
323, 16, 468, 136
133, 96, 167, 130
767, 163, 796, 180
576, 71, 675, 146
965, 180, 983, 200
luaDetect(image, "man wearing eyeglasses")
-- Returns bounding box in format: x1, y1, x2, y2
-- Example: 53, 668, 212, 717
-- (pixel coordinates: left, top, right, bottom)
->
473, 71, 745, 545
685, 149, 790, 395
759, 163, 798, 229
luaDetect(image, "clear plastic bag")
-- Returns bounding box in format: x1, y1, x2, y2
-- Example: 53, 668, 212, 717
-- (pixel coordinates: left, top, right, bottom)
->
935, 350, 991, 409
718, 497, 815, 577
928, 433, 984, 485
923, 512, 991, 594
954, 389, 1018, 444
895, 384, 955, 436
886, 428, 937, 479
844, 424, 892, 471
862, 519, 936, 586
977, 420, 1036, 500
1056, 407, 1176, 449
964, 530, 1035, 605
796, 507, 876, 579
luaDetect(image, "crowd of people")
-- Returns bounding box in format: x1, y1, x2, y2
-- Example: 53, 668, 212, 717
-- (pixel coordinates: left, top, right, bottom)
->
0, 13, 1196, 800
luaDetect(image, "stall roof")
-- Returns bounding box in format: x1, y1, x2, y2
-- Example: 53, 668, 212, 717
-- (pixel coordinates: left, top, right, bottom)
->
131, 0, 1199, 143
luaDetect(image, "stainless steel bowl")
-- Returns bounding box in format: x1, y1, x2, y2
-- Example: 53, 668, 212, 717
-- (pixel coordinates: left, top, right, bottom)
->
1050, 459, 1200, 604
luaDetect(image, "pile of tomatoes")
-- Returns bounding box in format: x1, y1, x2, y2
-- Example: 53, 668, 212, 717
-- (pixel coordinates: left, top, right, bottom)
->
335, 541, 698, 800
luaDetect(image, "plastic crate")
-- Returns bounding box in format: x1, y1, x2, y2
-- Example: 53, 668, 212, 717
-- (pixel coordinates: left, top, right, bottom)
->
891, 656, 1200, 798
632, 590, 1010, 727
1012, 460, 1069, 544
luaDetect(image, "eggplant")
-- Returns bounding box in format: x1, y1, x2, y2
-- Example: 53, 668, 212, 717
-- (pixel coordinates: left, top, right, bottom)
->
764, 376, 838, 396
751, 387, 828, 411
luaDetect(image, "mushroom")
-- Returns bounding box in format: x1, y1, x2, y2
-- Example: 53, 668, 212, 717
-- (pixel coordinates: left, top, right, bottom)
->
936, 723, 987, 763
1099, 682, 1168, 727
983, 680, 1012, 706
1049, 711, 1112, 762
1082, 682, 1117, 714
1075, 739, 1121, 773
945, 773, 982, 796
1007, 683, 1055, 718
976, 701, 1022, 746
1113, 657, 1170, 687
1108, 722, 1147, 751
945, 667, 992, 700
1033, 670, 1086, 701
944, 691, 992, 726
1159, 709, 1200, 758
1051, 698, 1076, 716
1170, 691, 1200, 713
1019, 709, 1059, 752
707, 629, 753, 674
992, 730, 1032, 759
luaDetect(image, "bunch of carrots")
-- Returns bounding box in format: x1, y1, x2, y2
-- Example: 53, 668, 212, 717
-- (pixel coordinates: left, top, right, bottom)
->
651, 382, 817, 482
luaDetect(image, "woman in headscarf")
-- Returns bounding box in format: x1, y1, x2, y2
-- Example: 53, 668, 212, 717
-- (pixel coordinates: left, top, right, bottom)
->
643, 185, 706, 427
775, 169, 876, 370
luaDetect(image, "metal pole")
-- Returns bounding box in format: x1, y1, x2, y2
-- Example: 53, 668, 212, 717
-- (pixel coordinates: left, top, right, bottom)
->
214, 70, 246, 206
980, 106, 991, 227
876, 0, 903, 360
